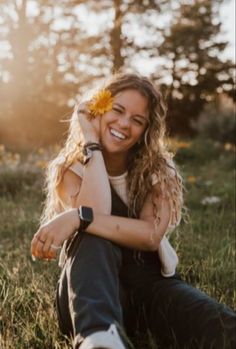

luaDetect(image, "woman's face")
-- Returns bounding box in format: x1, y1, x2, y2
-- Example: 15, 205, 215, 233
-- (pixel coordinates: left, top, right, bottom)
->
100, 89, 149, 156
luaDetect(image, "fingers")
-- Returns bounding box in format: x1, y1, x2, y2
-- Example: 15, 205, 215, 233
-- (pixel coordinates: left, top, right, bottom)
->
42, 234, 54, 256
31, 232, 42, 258
76, 102, 91, 117
42, 241, 61, 260
31, 229, 61, 261
77, 108, 89, 116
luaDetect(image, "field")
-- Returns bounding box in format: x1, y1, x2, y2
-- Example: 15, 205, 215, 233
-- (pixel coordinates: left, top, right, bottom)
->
0, 139, 235, 349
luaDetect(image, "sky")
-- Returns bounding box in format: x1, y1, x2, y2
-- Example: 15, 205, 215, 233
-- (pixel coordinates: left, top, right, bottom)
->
219, 0, 235, 61
132, 0, 235, 75
0, 0, 235, 64
75, 0, 235, 64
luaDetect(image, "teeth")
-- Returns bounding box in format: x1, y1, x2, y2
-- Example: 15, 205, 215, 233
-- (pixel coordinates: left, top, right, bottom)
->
110, 128, 126, 140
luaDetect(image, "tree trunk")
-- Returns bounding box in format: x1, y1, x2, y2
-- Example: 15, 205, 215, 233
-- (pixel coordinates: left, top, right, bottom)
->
110, 0, 124, 71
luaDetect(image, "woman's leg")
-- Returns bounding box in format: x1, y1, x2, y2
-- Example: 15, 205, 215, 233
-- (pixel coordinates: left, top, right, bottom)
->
120, 258, 236, 349
56, 232, 127, 348
146, 276, 236, 348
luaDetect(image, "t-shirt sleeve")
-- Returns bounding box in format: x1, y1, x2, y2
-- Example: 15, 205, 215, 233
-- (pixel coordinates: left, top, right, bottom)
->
69, 161, 84, 178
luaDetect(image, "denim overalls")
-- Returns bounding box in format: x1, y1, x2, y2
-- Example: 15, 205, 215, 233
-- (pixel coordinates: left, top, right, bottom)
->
56, 186, 236, 349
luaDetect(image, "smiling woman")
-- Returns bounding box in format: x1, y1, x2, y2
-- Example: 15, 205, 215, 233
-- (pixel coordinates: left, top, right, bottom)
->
31, 72, 236, 349
99, 89, 149, 164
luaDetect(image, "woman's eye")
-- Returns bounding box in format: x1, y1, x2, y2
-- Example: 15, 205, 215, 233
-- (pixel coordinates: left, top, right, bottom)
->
113, 107, 122, 113
133, 118, 143, 126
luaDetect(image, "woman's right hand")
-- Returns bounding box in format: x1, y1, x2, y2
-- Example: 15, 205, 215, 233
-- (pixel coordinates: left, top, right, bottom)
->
31, 208, 80, 261
75, 102, 101, 143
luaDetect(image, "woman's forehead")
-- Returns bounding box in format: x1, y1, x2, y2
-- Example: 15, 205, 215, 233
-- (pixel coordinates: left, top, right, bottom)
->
113, 90, 149, 115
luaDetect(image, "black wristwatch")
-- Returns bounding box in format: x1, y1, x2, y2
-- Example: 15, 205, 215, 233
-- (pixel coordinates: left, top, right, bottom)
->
82, 142, 102, 165
78, 206, 94, 232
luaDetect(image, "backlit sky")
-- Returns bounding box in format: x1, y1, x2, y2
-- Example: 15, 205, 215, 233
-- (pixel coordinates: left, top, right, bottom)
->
0, 0, 235, 66
220, 0, 235, 61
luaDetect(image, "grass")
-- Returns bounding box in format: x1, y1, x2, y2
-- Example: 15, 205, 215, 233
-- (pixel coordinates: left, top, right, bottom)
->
0, 139, 235, 348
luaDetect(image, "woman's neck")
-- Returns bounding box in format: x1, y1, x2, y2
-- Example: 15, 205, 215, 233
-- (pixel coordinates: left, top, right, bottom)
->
103, 151, 127, 176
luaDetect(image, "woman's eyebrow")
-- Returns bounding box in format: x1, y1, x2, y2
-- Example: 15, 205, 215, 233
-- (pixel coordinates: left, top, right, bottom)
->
113, 102, 125, 110
114, 102, 148, 121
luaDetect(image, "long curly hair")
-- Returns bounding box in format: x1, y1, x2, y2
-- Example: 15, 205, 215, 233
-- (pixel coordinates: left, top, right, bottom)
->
41, 72, 184, 231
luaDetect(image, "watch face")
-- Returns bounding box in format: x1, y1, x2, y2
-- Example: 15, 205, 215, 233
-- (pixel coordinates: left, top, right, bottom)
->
80, 206, 94, 223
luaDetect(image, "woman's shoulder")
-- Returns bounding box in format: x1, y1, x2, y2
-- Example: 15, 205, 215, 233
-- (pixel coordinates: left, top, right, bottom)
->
59, 162, 82, 205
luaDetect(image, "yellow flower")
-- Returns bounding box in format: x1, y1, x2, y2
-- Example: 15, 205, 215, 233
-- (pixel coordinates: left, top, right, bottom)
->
38, 147, 45, 155
166, 138, 192, 152
88, 89, 114, 117
176, 141, 192, 149
35, 160, 48, 169
224, 143, 235, 152
187, 175, 197, 184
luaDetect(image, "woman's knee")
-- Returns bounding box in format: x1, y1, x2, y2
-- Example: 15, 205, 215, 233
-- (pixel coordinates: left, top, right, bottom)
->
66, 233, 122, 280
81, 233, 116, 248
67, 232, 121, 263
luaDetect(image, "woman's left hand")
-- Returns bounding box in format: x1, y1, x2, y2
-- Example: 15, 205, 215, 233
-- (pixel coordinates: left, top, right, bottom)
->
31, 209, 80, 261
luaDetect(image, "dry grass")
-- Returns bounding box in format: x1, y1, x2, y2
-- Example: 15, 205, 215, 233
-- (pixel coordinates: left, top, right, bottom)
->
0, 139, 235, 348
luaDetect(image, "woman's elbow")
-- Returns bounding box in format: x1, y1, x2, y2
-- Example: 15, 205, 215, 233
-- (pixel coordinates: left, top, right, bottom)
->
148, 238, 160, 251
147, 223, 167, 251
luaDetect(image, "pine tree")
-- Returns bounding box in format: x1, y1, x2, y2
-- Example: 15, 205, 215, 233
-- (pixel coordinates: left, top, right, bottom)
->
156, 0, 235, 135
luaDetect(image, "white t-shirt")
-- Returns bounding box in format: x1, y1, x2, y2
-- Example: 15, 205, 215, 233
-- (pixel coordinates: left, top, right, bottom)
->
59, 161, 179, 277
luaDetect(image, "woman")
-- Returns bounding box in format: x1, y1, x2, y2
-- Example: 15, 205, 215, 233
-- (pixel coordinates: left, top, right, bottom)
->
31, 73, 236, 349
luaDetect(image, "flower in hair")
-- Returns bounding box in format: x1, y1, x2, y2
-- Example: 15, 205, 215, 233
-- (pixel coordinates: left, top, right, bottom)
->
88, 89, 114, 117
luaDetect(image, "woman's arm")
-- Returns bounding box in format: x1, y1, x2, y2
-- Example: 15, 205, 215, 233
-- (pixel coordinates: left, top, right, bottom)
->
86, 192, 170, 251
61, 106, 112, 214
31, 183, 170, 259
59, 151, 111, 214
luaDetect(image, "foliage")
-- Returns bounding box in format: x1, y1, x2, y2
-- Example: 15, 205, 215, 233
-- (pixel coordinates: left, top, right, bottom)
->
155, 0, 235, 135
0, 0, 235, 148
0, 0, 110, 148
0, 139, 235, 348
173, 138, 222, 165
191, 101, 236, 144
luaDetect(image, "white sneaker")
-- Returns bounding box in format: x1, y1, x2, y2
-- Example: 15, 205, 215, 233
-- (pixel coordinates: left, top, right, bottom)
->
79, 324, 126, 349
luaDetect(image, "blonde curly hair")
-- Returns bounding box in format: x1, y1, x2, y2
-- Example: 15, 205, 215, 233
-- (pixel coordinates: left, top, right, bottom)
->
41, 72, 184, 231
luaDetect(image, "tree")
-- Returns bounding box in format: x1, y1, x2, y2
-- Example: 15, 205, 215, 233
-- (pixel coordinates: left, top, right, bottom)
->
0, 0, 168, 147
0, 0, 113, 148
155, 0, 235, 135
1, 0, 233, 146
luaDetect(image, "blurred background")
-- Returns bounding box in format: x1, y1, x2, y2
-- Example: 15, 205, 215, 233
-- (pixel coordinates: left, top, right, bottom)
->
0, 0, 235, 151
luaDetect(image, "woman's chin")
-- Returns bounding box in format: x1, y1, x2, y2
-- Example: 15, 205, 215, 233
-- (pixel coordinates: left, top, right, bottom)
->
102, 142, 129, 156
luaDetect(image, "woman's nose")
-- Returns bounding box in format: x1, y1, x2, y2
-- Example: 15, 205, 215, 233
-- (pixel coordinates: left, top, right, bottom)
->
117, 114, 130, 129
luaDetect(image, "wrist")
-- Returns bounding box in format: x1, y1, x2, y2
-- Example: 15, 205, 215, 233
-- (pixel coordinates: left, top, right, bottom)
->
83, 134, 99, 144
82, 142, 102, 165
71, 208, 80, 230
78, 206, 94, 232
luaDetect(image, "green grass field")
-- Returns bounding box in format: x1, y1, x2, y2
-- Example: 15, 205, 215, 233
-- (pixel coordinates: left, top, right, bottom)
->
0, 139, 235, 349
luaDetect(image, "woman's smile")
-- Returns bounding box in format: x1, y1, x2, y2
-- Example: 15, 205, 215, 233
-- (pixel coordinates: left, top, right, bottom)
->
109, 128, 127, 141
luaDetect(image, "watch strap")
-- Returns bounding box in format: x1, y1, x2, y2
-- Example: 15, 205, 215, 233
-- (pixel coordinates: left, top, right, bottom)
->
78, 206, 94, 232
82, 142, 102, 165
83, 142, 102, 150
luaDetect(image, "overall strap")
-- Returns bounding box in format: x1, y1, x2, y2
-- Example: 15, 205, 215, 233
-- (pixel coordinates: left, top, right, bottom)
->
110, 184, 147, 265
110, 185, 129, 218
